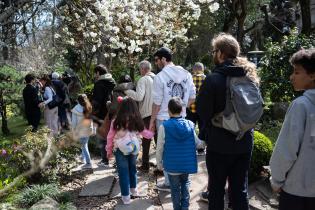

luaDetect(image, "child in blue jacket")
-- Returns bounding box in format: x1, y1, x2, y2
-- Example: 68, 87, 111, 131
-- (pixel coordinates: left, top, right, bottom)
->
156, 97, 201, 210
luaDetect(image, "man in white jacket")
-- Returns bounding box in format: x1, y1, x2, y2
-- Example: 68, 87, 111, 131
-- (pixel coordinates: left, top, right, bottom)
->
149, 47, 196, 192
125, 60, 155, 172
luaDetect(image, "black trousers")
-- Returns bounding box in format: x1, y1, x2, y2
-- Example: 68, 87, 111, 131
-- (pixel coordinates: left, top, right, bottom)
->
141, 116, 151, 168
279, 190, 315, 210
26, 110, 41, 132
207, 151, 251, 210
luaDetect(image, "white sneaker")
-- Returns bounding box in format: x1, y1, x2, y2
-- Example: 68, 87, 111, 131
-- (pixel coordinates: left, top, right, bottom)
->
130, 188, 138, 197
155, 183, 171, 192
122, 195, 131, 204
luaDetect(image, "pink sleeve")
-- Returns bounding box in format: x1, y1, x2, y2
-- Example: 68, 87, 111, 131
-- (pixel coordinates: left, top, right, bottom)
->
140, 129, 154, 139
106, 121, 116, 155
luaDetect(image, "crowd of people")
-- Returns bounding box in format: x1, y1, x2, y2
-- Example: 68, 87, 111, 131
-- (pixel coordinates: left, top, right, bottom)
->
22, 33, 315, 210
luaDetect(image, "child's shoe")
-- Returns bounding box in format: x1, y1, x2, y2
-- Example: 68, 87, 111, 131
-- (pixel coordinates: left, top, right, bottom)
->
81, 163, 92, 170
122, 195, 131, 204
130, 188, 138, 198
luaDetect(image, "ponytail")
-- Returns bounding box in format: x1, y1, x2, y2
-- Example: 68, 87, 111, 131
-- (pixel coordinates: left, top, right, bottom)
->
78, 94, 92, 118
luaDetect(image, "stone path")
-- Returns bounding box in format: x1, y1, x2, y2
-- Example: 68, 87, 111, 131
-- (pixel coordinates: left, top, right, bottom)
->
74, 151, 278, 210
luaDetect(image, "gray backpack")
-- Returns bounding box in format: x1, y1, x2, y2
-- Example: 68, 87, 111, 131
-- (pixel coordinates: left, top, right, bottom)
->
211, 76, 264, 140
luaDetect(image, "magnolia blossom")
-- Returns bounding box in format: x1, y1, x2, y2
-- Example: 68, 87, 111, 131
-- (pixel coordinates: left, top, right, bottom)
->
59, 0, 219, 60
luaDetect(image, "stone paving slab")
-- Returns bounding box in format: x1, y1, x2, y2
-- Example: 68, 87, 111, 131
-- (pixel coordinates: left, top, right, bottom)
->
79, 174, 115, 197
114, 199, 154, 210
158, 156, 208, 210
111, 175, 148, 198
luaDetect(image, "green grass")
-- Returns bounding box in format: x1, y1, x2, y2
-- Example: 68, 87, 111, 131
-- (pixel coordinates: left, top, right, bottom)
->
0, 116, 31, 141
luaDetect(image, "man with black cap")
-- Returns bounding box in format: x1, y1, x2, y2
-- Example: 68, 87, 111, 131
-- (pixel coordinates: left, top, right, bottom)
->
150, 47, 196, 192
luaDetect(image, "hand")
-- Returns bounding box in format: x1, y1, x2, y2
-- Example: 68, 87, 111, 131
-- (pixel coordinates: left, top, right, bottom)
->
271, 185, 281, 193
38, 102, 44, 108
149, 119, 156, 132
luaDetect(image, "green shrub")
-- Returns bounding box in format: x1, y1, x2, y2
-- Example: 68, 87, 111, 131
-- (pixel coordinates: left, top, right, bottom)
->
16, 183, 60, 207
82, 83, 94, 101
250, 131, 273, 182
59, 202, 76, 210
259, 31, 315, 103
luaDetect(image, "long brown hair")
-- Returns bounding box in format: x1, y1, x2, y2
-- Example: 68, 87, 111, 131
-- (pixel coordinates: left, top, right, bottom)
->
113, 97, 144, 132
77, 94, 92, 118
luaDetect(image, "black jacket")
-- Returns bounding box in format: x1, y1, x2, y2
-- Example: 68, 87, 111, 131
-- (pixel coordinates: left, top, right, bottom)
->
92, 74, 116, 119
196, 60, 253, 154
23, 84, 41, 115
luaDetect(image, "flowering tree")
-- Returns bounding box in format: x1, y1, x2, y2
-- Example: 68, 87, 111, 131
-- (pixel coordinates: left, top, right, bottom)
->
56, 0, 219, 81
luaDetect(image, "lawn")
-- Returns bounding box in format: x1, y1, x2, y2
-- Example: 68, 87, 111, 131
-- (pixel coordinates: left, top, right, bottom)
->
0, 116, 31, 141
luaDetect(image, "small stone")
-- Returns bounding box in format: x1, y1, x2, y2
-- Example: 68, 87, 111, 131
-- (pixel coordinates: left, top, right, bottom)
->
30, 197, 59, 210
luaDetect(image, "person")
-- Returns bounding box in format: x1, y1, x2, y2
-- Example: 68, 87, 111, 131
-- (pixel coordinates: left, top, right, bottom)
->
125, 60, 155, 172
106, 97, 153, 204
38, 75, 59, 136
196, 33, 259, 210
71, 94, 94, 170
149, 47, 196, 192
270, 49, 315, 210
51, 72, 69, 131
156, 97, 200, 210
23, 74, 41, 132
92, 64, 116, 167
187, 62, 206, 155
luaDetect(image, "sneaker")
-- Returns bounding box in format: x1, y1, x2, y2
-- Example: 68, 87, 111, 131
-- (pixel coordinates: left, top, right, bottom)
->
155, 183, 171, 192
97, 161, 109, 167
81, 163, 92, 170
200, 191, 209, 202
122, 195, 131, 204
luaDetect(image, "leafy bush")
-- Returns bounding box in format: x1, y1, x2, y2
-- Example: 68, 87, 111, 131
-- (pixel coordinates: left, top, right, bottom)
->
259, 31, 315, 103
250, 131, 273, 182
16, 183, 60, 207
82, 83, 94, 101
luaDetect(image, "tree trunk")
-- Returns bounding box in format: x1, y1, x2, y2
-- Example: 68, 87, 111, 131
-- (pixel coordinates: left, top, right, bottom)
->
236, 0, 247, 50
300, 0, 311, 35
0, 95, 10, 135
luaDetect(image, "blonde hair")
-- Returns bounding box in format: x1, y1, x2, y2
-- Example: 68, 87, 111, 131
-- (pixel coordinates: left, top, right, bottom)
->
234, 57, 260, 85
212, 33, 240, 59
212, 33, 260, 85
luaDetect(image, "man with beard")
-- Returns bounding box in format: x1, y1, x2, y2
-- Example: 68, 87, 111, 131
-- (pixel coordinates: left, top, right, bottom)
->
149, 47, 196, 192
196, 33, 260, 210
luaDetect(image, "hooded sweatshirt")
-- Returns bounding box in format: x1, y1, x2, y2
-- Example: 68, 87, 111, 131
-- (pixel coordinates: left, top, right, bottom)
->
196, 60, 254, 154
71, 104, 94, 138
152, 64, 196, 120
270, 89, 315, 197
156, 117, 199, 174
92, 73, 116, 119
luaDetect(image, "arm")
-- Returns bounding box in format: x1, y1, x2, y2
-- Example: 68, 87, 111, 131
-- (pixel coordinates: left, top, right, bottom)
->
149, 76, 163, 131
188, 73, 196, 107
71, 112, 78, 130
31, 86, 40, 107
124, 77, 146, 102
149, 103, 161, 131
269, 101, 306, 191
156, 125, 165, 170
43, 87, 53, 105
106, 120, 117, 158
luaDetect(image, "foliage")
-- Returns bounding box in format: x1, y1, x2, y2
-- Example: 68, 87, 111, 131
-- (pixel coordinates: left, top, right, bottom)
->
59, 202, 77, 210
15, 183, 60, 207
82, 83, 94, 101
0, 65, 24, 135
250, 131, 273, 182
259, 31, 315, 102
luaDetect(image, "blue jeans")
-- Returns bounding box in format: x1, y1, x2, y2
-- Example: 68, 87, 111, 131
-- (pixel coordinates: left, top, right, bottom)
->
156, 119, 170, 186
114, 149, 137, 196
168, 173, 190, 210
80, 137, 91, 164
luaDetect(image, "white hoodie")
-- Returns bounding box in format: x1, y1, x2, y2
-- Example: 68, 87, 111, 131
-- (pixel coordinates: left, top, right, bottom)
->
152, 64, 196, 120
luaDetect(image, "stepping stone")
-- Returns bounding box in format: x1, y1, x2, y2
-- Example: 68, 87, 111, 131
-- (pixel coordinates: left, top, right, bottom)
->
79, 174, 115, 197
157, 156, 208, 210
114, 199, 154, 210
111, 175, 148, 198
